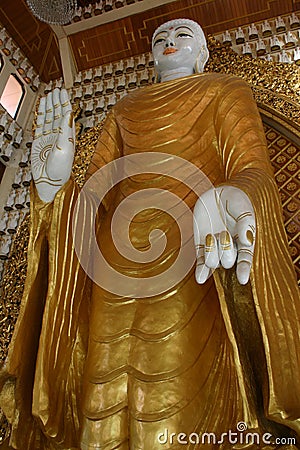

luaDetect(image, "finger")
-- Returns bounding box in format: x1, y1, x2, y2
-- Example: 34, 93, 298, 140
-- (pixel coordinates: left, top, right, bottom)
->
60, 89, 72, 116
57, 111, 75, 151
205, 233, 219, 269
236, 214, 256, 247
195, 243, 210, 283
236, 240, 254, 285
34, 96, 46, 139
43, 91, 54, 134
218, 230, 237, 269
236, 261, 251, 285
53, 88, 62, 133
195, 261, 211, 284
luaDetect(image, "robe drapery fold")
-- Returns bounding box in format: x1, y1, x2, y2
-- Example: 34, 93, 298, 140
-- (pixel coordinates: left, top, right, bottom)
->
1, 73, 300, 449
3, 181, 93, 449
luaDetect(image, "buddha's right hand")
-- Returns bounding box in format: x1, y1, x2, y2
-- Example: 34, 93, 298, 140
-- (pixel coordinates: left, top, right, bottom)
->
31, 88, 75, 203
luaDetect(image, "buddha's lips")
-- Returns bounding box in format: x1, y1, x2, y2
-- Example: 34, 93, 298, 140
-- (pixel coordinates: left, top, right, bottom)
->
163, 47, 178, 55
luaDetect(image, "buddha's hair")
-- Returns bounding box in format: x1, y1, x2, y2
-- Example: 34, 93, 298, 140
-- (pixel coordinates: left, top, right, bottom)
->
152, 18, 207, 48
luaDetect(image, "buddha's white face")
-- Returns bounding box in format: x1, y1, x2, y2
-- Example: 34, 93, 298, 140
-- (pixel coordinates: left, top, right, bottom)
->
152, 22, 202, 76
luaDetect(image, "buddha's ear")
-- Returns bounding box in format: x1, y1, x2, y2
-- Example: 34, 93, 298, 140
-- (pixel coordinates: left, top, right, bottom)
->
195, 46, 209, 73
154, 69, 161, 83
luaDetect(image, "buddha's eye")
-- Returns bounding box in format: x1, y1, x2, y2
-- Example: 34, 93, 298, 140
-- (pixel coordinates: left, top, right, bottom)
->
154, 37, 166, 46
176, 32, 192, 38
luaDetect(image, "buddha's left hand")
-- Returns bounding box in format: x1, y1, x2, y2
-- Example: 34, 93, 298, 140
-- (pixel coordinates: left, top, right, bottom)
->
193, 186, 255, 285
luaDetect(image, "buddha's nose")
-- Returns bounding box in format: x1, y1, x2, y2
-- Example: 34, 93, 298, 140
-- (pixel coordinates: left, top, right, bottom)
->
165, 37, 175, 47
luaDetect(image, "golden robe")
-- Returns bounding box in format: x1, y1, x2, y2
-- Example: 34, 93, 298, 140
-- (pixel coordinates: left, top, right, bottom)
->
1, 73, 300, 449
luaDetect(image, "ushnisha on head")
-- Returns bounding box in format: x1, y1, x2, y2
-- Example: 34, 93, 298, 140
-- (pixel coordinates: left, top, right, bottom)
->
152, 18, 209, 83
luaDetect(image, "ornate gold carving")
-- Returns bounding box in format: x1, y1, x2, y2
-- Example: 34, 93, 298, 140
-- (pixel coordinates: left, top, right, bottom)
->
263, 123, 300, 284
206, 36, 300, 129
72, 118, 105, 188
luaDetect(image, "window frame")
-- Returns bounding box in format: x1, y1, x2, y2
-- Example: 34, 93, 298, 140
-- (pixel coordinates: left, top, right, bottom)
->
0, 72, 25, 119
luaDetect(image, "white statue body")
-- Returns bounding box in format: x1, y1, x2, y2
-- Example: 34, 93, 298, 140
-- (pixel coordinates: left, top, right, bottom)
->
21, 168, 31, 185
236, 27, 245, 39
0, 212, 9, 232
95, 97, 105, 110
0, 111, 9, 128
125, 57, 134, 71
84, 117, 94, 129
222, 30, 232, 43
3, 143, 14, 159
94, 66, 102, 79
116, 75, 126, 89
13, 167, 23, 186
249, 24, 258, 33
103, 63, 113, 77
115, 60, 124, 73
5, 190, 16, 210
7, 211, 19, 231
138, 68, 149, 83
262, 20, 271, 33
275, 16, 286, 29
8, 121, 18, 137
84, 99, 94, 112
128, 72, 137, 84
242, 42, 252, 55
32, 74, 40, 89
15, 128, 23, 145
105, 78, 115, 91
31, 18, 256, 285
84, 84, 94, 98
279, 51, 291, 63
15, 188, 27, 207
95, 80, 104, 94
74, 72, 82, 85
0, 234, 12, 256
19, 147, 30, 166
285, 31, 296, 45
256, 39, 266, 51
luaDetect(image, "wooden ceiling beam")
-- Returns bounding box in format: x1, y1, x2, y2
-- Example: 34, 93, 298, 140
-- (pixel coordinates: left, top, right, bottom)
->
51, 25, 77, 87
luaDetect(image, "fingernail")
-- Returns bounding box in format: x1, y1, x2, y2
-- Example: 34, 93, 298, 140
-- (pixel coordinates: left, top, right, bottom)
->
220, 230, 230, 246
246, 230, 254, 245
205, 234, 215, 247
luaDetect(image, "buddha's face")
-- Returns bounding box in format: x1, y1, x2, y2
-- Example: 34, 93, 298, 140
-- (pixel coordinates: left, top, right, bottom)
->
152, 20, 203, 76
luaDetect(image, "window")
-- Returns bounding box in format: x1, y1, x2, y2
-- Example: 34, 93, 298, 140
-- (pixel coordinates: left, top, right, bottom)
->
0, 74, 24, 119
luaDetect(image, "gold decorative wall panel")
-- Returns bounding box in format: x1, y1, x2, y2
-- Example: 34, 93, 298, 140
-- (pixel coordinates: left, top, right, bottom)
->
264, 125, 300, 283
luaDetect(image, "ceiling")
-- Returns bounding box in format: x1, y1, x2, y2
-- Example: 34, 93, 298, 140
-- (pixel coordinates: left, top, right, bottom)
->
0, 0, 299, 82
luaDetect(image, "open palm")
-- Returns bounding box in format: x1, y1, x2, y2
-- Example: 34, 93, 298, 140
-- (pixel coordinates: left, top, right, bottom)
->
31, 88, 75, 203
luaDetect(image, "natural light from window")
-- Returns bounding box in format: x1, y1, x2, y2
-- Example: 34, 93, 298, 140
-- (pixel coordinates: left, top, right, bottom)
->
0, 74, 24, 118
